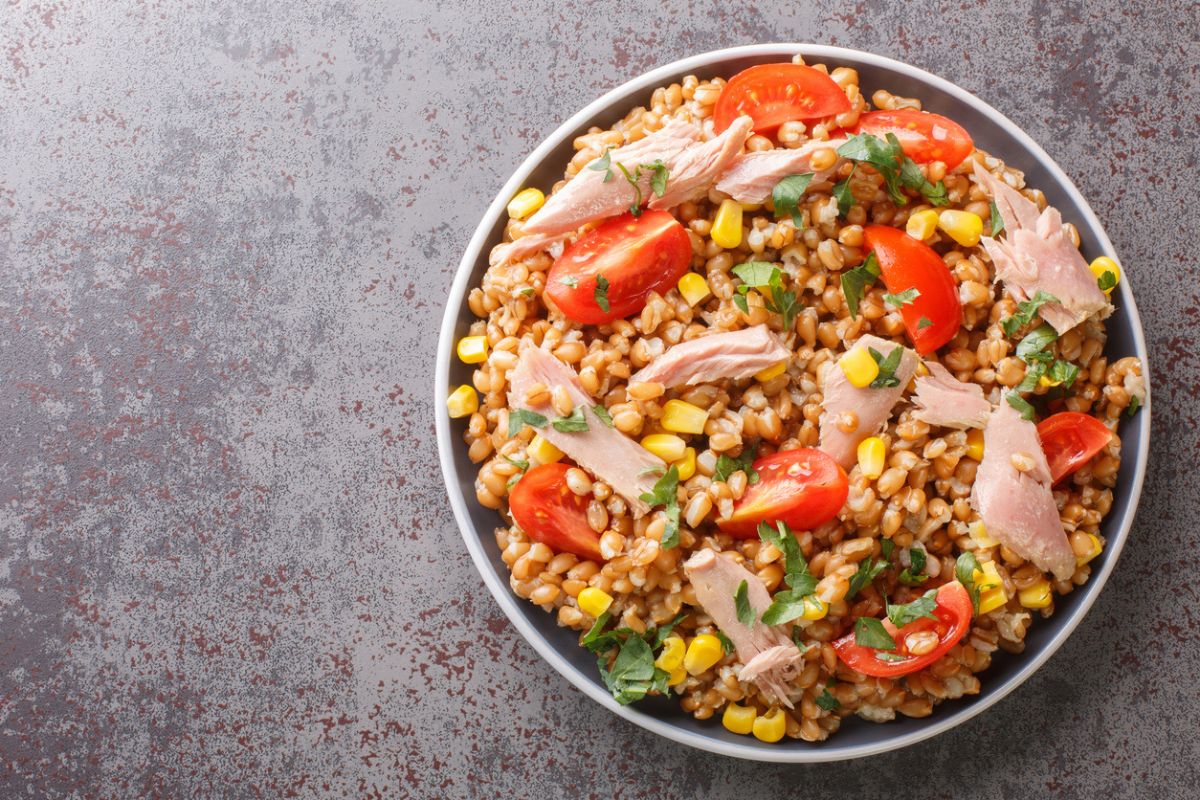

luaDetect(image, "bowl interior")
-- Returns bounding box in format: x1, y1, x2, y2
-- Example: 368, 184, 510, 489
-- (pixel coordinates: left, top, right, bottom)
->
436, 44, 1150, 761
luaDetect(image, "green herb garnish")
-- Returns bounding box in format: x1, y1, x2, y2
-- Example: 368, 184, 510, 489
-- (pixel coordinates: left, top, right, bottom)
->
1097, 269, 1117, 292
507, 408, 549, 437
898, 545, 930, 586
588, 147, 615, 182
836, 132, 948, 207
881, 539, 895, 560
816, 684, 841, 712
716, 631, 735, 655
734, 580, 756, 626
1127, 395, 1142, 417
989, 199, 1004, 236
868, 346, 904, 389
560, 275, 578, 289
1006, 391, 1036, 421
714, 450, 760, 485
854, 617, 896, 650
644, 159, 669, 198
551, 406, 589, 432
759, 521, 820, 625
832, 166, 856, 216
846, 556, 887, 600
917, 315, 933, 330
591, 404, 614, 427
955, 552, 982, 614
594, 274, 610, 313
772, 172, 814, 227
731, 261, 802, 332
886, 588, 939, 627
1016, 323, 1058, 364
1047, 359, 1080, 387
639, 465, 681, 549
503, 455, 530, 471
1001, 291, 1060, 337
883, 287, 920, 309
598, 633, 671, 705
841, 252, 881, 319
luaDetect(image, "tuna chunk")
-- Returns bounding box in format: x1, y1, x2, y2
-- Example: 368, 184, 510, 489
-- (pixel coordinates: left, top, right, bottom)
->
818, 335, 919, 469
507, 344, 664, 516
715, 137, 848, 204
648, 117, 754, 209
489, 231, 566, 266
684, 549, 802, 708
627, 325, 791, 388
912, 362, 991, 429
973, 163, 1110, 334
970, 401, 1075, 581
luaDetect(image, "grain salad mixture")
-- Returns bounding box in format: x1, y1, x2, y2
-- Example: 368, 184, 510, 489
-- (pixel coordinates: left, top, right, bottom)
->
446, 56, 1145, 744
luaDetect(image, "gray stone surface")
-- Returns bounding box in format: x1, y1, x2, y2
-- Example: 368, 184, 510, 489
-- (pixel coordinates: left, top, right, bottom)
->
1, 1, 1197, 797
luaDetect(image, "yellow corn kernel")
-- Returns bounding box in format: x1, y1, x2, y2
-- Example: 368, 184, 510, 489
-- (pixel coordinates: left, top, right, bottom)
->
446, 384, 478, 418
722, 703, 757, 735
752, 707, 786, 743
937, 209, 984, 248
456, 335, 489, 364
857, 436, 886, 480
970, 560, 1008, 613
661, 399, 709, 435
577, 587, 613, 618
978, 584, 1008, 615
1089, 256, 1121, 294
1038, 374, 1063, 389
677, 272, 712, 307
507, 187, 545, 220
906, 209, 939, 241
966, 428, 985, 462
801, 595, 828, 621
1077, 533, 1103, 566
839, 346, 879, 388
711, 198, 744, 249
914, 360, 930, 378
968, 520, 997, 548
667, 666, 687, 687
674, 447, 697, 481
1018, 579, 1052, 609
654, 636, 686, 672
754, 360, 788, 382
683, 633, 724, 675
641, 433, 687, 463
527, 434, 563, 465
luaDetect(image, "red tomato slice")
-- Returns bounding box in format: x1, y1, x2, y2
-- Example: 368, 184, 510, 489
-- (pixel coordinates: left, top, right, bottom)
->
833, 581, 974, 678
716, 449, 849, 538
1037, 412, 1114, 485
545, 211, 692, 325
863, 224, 962, 354
508, 463, 604, 562
713, 63, 851, 135
850, 110, 974, 169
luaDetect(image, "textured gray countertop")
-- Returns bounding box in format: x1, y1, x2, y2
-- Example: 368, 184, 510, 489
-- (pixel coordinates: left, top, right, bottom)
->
2, 1, 1197, 797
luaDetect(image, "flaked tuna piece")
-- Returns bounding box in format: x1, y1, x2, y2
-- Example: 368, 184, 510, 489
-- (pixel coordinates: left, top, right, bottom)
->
970, 401, 1075, 581
818, 335, 919, 469
715, 137, 848, 204
973, 163, 1110, 334
647, 116, 754, 209
507, 344, 664, 516
489, 231, 566, 266
912, 362, 991, 430
627, 325, 791, 388
684, 549, 802, 708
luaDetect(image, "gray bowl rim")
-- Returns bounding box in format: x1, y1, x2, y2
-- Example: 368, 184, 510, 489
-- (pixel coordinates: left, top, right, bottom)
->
434, 43, 1152, 763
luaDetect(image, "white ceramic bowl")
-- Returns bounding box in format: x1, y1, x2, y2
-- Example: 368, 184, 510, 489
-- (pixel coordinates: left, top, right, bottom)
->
435, 44, 1151, 762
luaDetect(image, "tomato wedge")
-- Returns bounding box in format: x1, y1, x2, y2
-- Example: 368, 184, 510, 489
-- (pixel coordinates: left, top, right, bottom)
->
1037, 412, 1114, 485
717, 449, 849, 538
713, 63, 851, 135
849, 110, 974, 169
863, 224, 962, 354
833, 581, 974, 678
545, 211, 691, 325
508, 463, 604, 561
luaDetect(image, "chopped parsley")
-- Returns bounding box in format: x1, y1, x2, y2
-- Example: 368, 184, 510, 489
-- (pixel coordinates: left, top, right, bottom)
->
585, 612, 688, 705
886, 588, 939, 627
772, 172, 814, 228
883, 287, 921, 309
591, 404, 614, 427
854, 617, 896, 650
759, 521, 820, 625
868, 346, 904, 389
917, 315, 933, 330
518, 286, 535, 298
651, 612, 688, 648
1097, 269, 1118, 292
639, 465, 681, 549
588, 147, 615, 182
507, 408, 549, 437
832, 166, 856, 216
1016, 323, 1058, 364
846, 556, 888, 600
816, 684, 841, 712
841, 252, 881, 319
613, 159, 670, 216
644, 159, 669, 198
1006, 391, 1036, 421
594, 274, 610, 313
716, 630, 735, 655
714, 450, 760, 485
551, 407, 589, 432
836, 132, 949, 208
1047, 359, 1080, 387
881, 539, 895, 560
731, 261, 802, 332
1127, 395, 1142, 417
614, 161, 643, 215
560, 275, 579, 289
792, 627, 811, 653
898, 545, 930, 586
734, 580, 755, 626
989, 199, 1004, 236
955, 552, 982, 614
502, 455, 530, 471
1001, 291, 1060, 337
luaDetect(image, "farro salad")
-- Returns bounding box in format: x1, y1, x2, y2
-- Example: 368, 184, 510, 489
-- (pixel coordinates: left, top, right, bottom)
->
446, 57, 1145, 744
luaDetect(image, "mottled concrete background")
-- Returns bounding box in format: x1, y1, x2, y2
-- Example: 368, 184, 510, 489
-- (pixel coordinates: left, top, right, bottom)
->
1, 1, 1197, 797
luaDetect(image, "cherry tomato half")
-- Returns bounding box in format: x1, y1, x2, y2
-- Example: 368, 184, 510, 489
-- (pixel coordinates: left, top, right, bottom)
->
713, 63, 852, 135
717, 449, 849, 538
863, 224, 962, 354
849, 110, 974, 169
508, 463, 604, 561
833, 581, 974, 678
1037, 412, 1114, 485
545, 211, 692, 326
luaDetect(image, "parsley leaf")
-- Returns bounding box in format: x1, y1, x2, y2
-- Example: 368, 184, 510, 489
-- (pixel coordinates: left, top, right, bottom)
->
854, 617, 896, 650
816, 684, 841, 712
918, 315, 933, 330
886, 588, 939, 627
581, 610, 617, 653
955, 552, 982, 614
868, 346, 904, 389
883, 287, 921, 309
612, 159, 670, 216
1097, 269, 1117, 292
508, 408, 549, 437
846, 556, 887, 600
614, 161, 643, 216
832, 166, 856, 216
989, 199, 1004, 236
551, 406, 589, 432
1006, 391, 1036, 421
644, 159, 669, 198
757, 521, 809, 590
898, 545, 930, 586
881, 539, 895, 560
591, 404, 614, 427
639, 465, 681, 549
716, 631, 735, 655
1016, 360, 1047, 393
1127, 395, 1142, 417
732, 261, 777, 286
503, 454, 530, 471
1001, 291, 1060, 337
1016, 323, 1058, 364
841, 252, 881, 319
837, 133, 945, 208
732, 261, 802, 332
772, 173, 813, 228
561, 275, 578, 289
594, 274, 610, 313
651, 613, 688, 648
714, 450, 760, 485
598, 633, 667, 705
734, 580, 755, 626
1048, 359, 1080, 388
588, 147, 614, 182
791, 626, 810, 652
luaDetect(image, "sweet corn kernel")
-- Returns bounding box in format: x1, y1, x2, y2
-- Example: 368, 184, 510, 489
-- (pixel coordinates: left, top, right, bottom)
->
722, 703, 757, 735
1038, 374, 1063, 389
801, 595, 828, 621
507, 187, 545, 220
1077, 533, 1103, 565
754, 360, 788, 382
938, 209, 984, 247
1089, 256, 1121, 294
711, 198, 744, 249
674, 447, 697, 481
456, 335, 489, 364
683, 633, 724, 675
978, 584, 1008, 614
857, 436, 886, 480
677, 272, 712, 306
528, 434, 563, 464
914, 360, 930, 377
577, 587, 613, 617
446, 384, 478, 418
1018, 579, 1052, 609
906, 209, 939, 241
966, 428, 985, 462
752, 707, 786, 743
667, 666, 687, 687
641, 433, 687, 462
971, 560, 1007, 614
654, 636, 686, 672
968, 520, 998, 548
839, 346, 879, 388
661, 399, 709, 435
